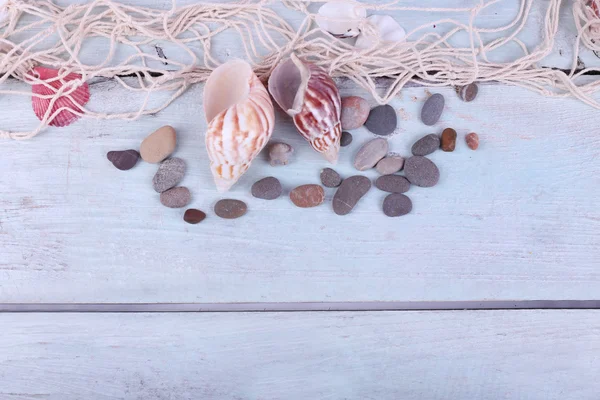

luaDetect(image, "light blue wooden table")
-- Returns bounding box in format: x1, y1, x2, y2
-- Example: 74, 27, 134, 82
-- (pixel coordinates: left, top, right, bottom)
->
1, 0, 599, 399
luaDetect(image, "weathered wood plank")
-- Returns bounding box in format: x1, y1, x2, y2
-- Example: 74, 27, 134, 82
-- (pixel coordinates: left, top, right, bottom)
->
1, 79, 599, 303
1, 311, 599, 399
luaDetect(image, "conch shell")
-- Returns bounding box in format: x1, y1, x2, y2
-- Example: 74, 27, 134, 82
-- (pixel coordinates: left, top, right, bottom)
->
204, 59, 275, 192
268, 54, 342, 163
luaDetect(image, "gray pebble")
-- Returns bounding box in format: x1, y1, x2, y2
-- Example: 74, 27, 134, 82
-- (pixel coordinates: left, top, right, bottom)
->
320, 168, 342, 188
333, 175, 371, 215
374, 175, 410, 193
411, 134, 440, 156
375, 156, 404, 175
404, 156, 440, 187
353, 138, 388, 171
268, 142, 293, 166
382, 193, 412, 217
214, 199, 247, 219
152, 157, 186, 193
251, 177, 282, 200
160, 186, 191, 208
340, 131, 353, 147
457, 83, 478, 102
364, 105, 397, 136
421, 93, 445, 126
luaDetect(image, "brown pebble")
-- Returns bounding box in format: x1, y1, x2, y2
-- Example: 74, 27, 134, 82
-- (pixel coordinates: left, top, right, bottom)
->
320, 168, 342, 188
457, 83, 478, 102
341, 96, 370, 130
441, 128, 457, 152
466, 132, 479, 150
184, 209, 206, 224
107, 149, 139, 171
160, 186, 191, 208
354, 138, 389, 171
376, 156, 404, 175
290, 184, 325, 208
140, 126, 177, 163
214, 199, 247, 219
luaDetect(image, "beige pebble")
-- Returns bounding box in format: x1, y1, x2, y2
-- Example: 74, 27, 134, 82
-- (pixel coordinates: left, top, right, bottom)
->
140, 125, 177, 163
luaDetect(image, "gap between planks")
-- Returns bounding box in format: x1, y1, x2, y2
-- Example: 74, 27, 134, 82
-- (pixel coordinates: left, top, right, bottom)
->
1, 300, 600, 313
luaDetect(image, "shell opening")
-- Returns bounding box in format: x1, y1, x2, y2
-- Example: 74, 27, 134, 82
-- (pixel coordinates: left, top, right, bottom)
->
268, 54, 310, 116
204, 59, 252, 123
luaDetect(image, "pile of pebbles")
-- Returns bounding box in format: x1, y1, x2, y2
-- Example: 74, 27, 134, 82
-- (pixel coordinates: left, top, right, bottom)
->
106, 83, 481, 222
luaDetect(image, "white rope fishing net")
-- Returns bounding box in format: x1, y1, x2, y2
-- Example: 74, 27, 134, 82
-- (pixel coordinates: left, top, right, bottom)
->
1, 0, 600, 140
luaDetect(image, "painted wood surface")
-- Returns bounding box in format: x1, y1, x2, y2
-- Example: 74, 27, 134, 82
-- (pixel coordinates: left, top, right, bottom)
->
1, 311, 599, 399
2, 0, 600, 303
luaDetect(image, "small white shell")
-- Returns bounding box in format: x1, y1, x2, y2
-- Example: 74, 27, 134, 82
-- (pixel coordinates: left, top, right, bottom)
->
355, 15, 406, 49
269, 54, 341, 164
204, 60, 275, 192
315, 1, 367, 38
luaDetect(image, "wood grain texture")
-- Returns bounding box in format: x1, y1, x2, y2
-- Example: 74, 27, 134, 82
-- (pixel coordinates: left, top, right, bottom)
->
1, 311, 599, 399
1, 78, 599, 303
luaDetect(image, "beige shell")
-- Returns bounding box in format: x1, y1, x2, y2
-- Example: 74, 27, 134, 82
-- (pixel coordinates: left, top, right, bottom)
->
204, 60, 275, 192
268, 54, 341, 163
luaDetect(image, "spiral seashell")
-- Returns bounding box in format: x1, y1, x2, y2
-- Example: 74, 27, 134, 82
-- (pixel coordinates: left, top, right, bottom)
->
268, 54, 342, 164
204, 59, 275, 192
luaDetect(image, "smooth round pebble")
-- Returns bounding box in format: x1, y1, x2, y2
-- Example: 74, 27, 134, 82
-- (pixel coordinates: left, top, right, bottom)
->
251, 177, 282, 200
375, 175, 410, 194
214, 199, 247, 219
183, 209, 206, 224
404, 156, 440, 188
421, 93, 445, 126
332, 176, 371, 216
341, 96, 370, 130
320, 168, 342, 188
466, 132, 479, 150
411, 134, 440, 156
140, 125, 176, 163
457, 83, 478, 102
268, 142, 294, 166
290, 184, 325, 208
340, 131, 353, 147
107, 149, 139, 171
382, 193, 412, 217
152, 157, 186, 193
375, 156, 404, 175
160, 186, 191, 208
364, 105, 397, 136
441, 128, 457, 152
354, 138, 389, 171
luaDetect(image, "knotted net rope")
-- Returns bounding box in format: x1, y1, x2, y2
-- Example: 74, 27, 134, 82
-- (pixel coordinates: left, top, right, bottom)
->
0, 0, 599, 139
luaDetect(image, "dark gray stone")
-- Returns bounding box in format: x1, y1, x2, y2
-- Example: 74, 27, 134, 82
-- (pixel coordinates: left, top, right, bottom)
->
251, 177, 282, 200
364, 105, 397, 136
421, 93, 445, 126
382, 193, 412, 217
107, 149, 139, 171
214, 199, 247, 219
404, 156, 440, 188
375, 175, 410, 193
332, 175, 371, 215
411, 134, 440, 156
340, 131, 353, 147
320, 168, 342, 188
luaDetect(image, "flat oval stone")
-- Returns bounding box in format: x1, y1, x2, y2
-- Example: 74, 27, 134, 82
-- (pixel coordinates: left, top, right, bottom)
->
152, 157, 186, 193
333, 175, 371, 215
183, 209, 206, 224
214, 199, 247, 219
107, 149, 139, 171
140, 125, 177, 163
383, 193, 412, 217
364, 105, 397, 136
251, 177, 282, 200
268, 142, 294, 166
404, 156, 440, 188
340, 131, 353, 147
160, 186, 191, 208
376, 156, 404, 175
411, 134, 440, 156
441, 128, 457, 152
354, 138, 388, 171
341, 96, 370, 130
421, 93, 445, 126
457, 83, 478, 102
375, 175, 410, 193
290, 184, 325, 208
320, 168, 342, 188
466, 132, 479, 150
